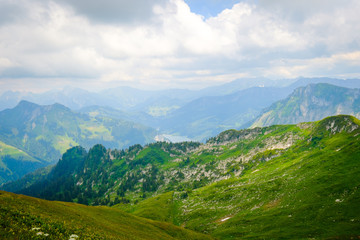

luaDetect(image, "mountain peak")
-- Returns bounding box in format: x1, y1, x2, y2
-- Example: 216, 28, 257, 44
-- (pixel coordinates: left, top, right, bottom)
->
315, 115, 360, 135
250, 83, 360, 128
15, 100, 71, 113
17, 100, 39, 108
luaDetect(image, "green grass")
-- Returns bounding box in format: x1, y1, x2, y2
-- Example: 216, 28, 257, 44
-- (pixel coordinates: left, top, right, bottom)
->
0, 190, 213, 240
117, 116, 360, 239
79, 122, 114, 141
54, 135, 79, 153
0, 141, 38, 163
116, 191, 175, 223
172, 117, 360, 239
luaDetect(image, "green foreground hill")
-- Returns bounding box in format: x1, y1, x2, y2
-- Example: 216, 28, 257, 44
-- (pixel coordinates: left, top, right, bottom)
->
0, 190, 212, 240
116, 115, 360, 239
3, 115, 360, 239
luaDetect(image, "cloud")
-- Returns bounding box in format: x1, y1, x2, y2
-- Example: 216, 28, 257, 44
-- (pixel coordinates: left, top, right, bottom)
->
258, 0, 355, 22
0, 1, 27, 26
0, 0, 359, 92
55, 0, 168, 24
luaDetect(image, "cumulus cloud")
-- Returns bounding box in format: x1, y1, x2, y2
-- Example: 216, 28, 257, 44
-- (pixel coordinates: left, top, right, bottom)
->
0, 0, 359, 92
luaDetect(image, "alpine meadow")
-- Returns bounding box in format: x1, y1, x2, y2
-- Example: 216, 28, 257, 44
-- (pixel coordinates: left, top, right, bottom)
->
1, 0, 360, 239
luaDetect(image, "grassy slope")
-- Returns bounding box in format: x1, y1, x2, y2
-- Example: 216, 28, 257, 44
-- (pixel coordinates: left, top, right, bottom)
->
119, 116, 360, 239
116, 191, 176, 223
0, 141, 38, 163
0, 190, 213, 240
0, 141, 42, 184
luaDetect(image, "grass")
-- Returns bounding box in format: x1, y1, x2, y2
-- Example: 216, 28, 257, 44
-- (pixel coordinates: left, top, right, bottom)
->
0, 141, 38, 163
79, 122, 114, 141
54, 135, 79, 154
0, 190, 213, 240
115, 191, 175, 223
174, 117, 360, 239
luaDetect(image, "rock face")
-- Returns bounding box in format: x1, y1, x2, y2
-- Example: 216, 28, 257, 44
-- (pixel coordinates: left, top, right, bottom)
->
250, 83, 360, 128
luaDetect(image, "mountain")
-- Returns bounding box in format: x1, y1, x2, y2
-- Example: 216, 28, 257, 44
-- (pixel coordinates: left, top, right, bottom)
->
130, 78, 360, 141
0, 87, 108, 111
288, 77, 360, 89
0, 100, 156, 184
78, 105, 158, 128
78, 87, 292, 141
197, 77, 292, 96
2, 77, 358, 113
250, 83, 360, 128
1, 78, 360, 143
159, 86, 292, 141
4, 115, 360, 239
0, 191, 212, 240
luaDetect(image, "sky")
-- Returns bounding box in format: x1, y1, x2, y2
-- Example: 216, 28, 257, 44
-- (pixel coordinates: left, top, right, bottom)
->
0, 0, 359, 92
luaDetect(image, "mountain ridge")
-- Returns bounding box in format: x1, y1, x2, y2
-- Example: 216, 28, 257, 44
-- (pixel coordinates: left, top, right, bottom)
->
249, 83, 360, 128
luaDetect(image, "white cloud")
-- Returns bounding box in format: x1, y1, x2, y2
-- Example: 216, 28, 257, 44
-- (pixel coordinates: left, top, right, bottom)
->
0, 0, 359, 92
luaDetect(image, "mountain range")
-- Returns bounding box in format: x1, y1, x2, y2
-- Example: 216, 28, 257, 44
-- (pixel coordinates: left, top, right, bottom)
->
2, 115, 360, 239
1, 78, 360, 185
1, 77, 360, 116
77, 78, 360, 141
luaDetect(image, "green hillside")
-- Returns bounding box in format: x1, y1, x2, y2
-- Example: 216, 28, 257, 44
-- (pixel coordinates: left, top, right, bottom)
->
173, 116, 360, 239
0, 100, 156, 184
0, 190, 212, 240
0, 140, 42, 184
250, 83, 360, 128
118, 115, 360, 239
4, 115, 360, 239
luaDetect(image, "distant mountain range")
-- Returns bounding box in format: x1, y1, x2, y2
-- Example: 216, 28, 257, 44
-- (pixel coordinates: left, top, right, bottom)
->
78, 78, 360, 141
0, 101, 156, 184
158, 86, 291, 140
250, 83, 360, 128
2, 77, 359, 114
0, 77, 284, 112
